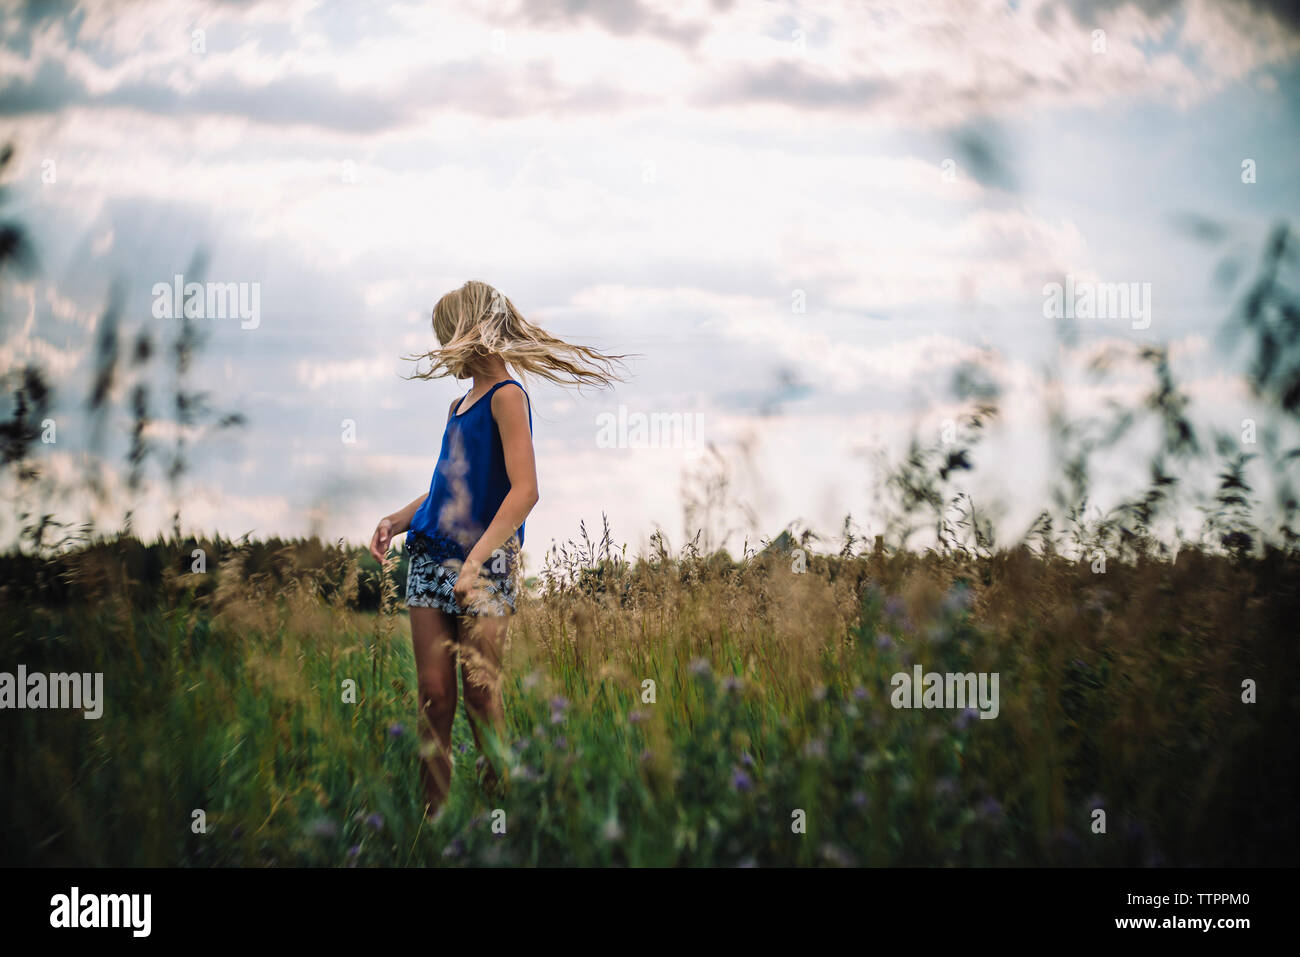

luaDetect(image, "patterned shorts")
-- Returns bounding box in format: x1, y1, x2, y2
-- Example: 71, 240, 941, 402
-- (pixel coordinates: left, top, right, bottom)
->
404, 530, 519, 617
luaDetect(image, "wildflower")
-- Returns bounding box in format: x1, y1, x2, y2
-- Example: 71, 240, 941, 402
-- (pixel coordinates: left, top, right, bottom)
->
875, 633, 894, 652
550, 695, 569, 724
740, 751, 755, 767
942, 584, 973, 614
722, 676, 743, 694
933, 777, 958, 800
347, 844, 361, 867
976, 796, 1004, 822
851, 790, 870, 809
627, 709, 647, 725
884, 596, 905, 620
820, 843, 853, 866
953, 707, 979, 731
852, 686, 869, 701
602, 816, 624, 842
732, 769, 753, 792
387, 723, 405, 738
306, 818, 338, 839
1052, 827, 1082, 851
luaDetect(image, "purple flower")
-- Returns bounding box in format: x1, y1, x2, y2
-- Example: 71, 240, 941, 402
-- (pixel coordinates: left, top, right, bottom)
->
387, 723, 405, 738
627, 709, 647, 725
884, 596, 906, 620
740, 751, 755, 767
933, 777, 958, 800
722, 676, 743, 694
550, 696, 569, 724
942, 585, 973, 614
875, 633, 894, 651
851, 790, 870, 809
1053, 827, 1083, 851
732, 770, 753, 792
852, 686, 869, 701
953, 707, 979, 731
976, 796, 1004, 822
348, 843, 361, 858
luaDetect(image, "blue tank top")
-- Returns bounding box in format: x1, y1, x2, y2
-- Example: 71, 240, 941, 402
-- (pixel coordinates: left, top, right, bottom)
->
408, 379, 532, 557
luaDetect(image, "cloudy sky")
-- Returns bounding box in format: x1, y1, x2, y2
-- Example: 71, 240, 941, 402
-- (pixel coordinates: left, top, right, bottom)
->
2, 0, 1299, 561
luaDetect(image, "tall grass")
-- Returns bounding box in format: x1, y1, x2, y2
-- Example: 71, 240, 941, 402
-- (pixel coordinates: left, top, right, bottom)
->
1, 523, 1294, 866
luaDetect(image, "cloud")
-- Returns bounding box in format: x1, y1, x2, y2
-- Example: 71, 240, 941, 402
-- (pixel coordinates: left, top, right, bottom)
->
510, 0, 710, 49
0, 52, 413, 131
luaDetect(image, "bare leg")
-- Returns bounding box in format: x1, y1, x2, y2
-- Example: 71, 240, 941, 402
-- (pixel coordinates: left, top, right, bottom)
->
457, 613, 509, 794
409, 606, 459, 819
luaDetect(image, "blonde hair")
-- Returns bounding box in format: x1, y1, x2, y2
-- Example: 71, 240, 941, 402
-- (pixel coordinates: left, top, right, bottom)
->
407, 280, 627, 387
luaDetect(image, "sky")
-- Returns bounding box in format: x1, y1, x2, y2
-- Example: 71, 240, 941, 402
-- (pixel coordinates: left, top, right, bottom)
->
2, 0, 1299, 563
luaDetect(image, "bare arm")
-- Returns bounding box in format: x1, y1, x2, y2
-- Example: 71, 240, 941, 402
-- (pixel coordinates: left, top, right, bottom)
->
367, 397, 461, 562
460, 384, 538, 579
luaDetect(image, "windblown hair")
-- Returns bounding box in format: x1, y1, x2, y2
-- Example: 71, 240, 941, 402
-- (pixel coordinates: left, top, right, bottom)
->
407, 280, 626, 387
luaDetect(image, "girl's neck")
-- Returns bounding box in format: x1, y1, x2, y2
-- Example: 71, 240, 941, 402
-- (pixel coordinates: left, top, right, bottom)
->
468, 358, 510, 393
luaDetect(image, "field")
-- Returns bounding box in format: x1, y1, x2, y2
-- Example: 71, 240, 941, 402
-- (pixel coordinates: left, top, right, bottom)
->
2, 527, 1295, 867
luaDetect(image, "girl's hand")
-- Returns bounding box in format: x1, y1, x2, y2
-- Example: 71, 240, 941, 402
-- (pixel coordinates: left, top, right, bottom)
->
454, 559, 484, 607
369, 518, 395, 563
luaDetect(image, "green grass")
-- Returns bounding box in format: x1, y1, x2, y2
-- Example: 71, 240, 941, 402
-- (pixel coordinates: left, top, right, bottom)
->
1, 538, 1296, 866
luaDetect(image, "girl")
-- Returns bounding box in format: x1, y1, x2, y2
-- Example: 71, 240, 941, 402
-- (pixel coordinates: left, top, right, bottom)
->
368, 280, 623, 819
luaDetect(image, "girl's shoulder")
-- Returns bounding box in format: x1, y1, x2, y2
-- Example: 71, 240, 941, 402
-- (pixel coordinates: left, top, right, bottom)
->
490, 378, 532, 425
490, 378, 529, 403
